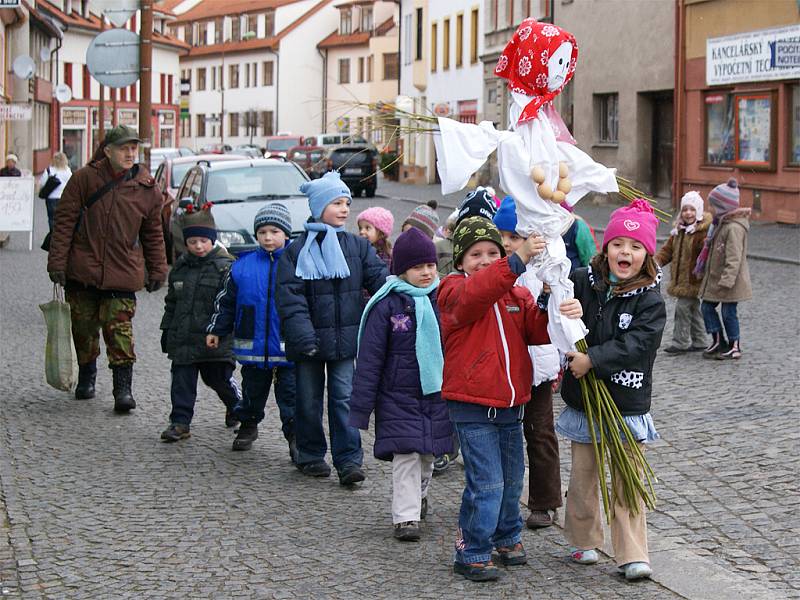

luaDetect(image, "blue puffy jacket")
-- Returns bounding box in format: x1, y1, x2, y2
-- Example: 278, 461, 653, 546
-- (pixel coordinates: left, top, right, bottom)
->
207, 245, 291, 368
276, 229, 388, 362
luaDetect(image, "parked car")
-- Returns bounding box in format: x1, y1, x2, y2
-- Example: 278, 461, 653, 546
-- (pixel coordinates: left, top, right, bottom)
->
154, 153, 247, 262
149, 147, 180, 171
327, 145, 379, 197
200, 143, 233, 154
264, 135, 304, 158
304, 133, 368, 151
233, 144, 263, 158
288, 145, 327, 179
169, 158, 311, 258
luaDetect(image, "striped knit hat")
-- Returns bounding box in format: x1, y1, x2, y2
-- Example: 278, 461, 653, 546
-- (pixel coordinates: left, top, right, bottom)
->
403, 203, 440, 239
708, 178, 739, 215
182, 204, 217, 243
254, 202, 292, 236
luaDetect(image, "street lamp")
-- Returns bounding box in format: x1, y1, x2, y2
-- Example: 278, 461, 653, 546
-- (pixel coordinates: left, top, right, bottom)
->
221, 30, 256, 147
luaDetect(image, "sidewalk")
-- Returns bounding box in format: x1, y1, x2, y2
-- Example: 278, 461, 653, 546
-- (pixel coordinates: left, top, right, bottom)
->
377, 178, 800, 265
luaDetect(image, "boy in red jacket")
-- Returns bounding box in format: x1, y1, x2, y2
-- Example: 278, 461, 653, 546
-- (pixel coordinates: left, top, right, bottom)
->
439, 217, 583, 582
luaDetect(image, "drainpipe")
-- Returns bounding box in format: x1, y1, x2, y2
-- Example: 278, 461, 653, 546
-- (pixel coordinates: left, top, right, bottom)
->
672, 0, 684, 209
317, 46, 327, 133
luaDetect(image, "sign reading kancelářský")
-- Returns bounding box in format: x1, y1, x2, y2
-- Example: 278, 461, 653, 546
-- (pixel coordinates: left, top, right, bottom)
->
706, 24, 800, 86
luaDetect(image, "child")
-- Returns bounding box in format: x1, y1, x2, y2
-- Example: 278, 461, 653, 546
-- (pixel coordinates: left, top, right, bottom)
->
559, 199, 666, 582
560, 205, 598, 273
456, 187, 497, 224
277, 171, 388, 484
655, 191, 712, 353
349, 228, 453, 541
693, 178, 751, 359
357, 206, 394, 267
439, 217, 583, 582
493, 196, 562, 529
401, 200, 439, 239
435, 209, 459, 277
206, 203, 296, 456
159, 206, 241, 442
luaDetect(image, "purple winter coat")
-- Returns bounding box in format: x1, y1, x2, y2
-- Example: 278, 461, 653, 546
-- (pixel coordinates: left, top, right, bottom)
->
348, 291, 453, 461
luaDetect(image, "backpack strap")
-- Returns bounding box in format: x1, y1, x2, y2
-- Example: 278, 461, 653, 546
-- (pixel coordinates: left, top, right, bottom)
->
75, 164, 139, 232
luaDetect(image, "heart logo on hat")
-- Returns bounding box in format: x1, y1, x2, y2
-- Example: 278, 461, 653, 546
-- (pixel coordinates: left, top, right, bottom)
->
623, 219, 640, 231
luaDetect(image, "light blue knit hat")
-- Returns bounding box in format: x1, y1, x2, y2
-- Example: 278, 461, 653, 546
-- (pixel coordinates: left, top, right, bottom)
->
299, 171, 352, 219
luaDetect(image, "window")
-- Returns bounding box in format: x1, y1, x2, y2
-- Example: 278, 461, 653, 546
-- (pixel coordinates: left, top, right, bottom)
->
367, 55, 373, 82
470, 9, 479, 64
596, 93, 618, 144
262, 111, 274, 136
705, 93, 734, 165
247, 14, 258, 37
245, 63, 251, 87
361, 7, 373, 32
340, 8, 352, 35
358, 57, 365, 83
181, 112, 191, 138
430, 22, 437, 72
211, 65, 217, 90
197, 67, 207, 91
456, 14, 463, 68
443, 18, 450, 70
403, 14, 412, 66
82, 65, 91, 99
790, 84, 800, 166
265, 10, 275, 36
506, 0, 514, 27
383, 53, 399, 80
338, 58, 350, 84
263, 61, 274, 86
705, 91, 776, 169
229, 64, 239, 88
183, 24, 191, 44
415, 8, 423, 61
33, 103, 50, 150
231, 16, 241, 41
197, 114, 206, 137
230, 112, 239, 137
200, 21, 209, 45
168, 74, 173, 104
214, 17, 223, 44
488, 0, 498, 33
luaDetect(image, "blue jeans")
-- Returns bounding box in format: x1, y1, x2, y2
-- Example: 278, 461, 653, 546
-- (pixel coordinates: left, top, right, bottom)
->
701, 301, 740, 341
238, 365, 295, 441
454, 421, 525, 565
294, 359, 362, 470
46, 196, 58, 231
170, 362, 240, 425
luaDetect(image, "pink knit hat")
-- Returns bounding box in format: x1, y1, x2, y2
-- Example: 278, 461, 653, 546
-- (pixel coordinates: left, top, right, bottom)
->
602, 199, 659, 255
356, 206, 394, 238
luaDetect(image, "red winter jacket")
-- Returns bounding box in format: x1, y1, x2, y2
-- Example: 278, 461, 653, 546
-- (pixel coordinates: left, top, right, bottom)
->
439, 257, 550, 409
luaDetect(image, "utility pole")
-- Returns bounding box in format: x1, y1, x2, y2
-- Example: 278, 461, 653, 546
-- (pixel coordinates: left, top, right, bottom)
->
140, 0, 153, 167
98, 15, 106, 148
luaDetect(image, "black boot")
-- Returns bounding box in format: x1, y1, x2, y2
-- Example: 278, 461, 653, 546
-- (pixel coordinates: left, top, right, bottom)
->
75, 362, 97, 400
112, 365, 136, 413
232, 423, 258, 451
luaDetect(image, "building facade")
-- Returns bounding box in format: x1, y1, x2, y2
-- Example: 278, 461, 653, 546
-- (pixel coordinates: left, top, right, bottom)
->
676, 0, 799, 223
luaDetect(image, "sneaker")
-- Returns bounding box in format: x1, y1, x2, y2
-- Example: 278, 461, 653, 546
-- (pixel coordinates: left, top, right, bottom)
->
663, 345, 690, 354
224, 409, 239, 428
432, 454, 451, 475
526, 509, 554, 529
338, 465, 366, 486
420, 497, 428, 520
160, 423, 190, 443
689, 344, 707, 352
298, 461, 332, 478
621, 561, 653, 580
393, 521, 421, 542
494, 542, 527, 566
571, 549, 599, 564
453, 561, 500, 582
231, 423, 258, 451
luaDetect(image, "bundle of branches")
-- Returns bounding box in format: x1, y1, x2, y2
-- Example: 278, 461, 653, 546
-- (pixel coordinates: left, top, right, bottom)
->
575, 338, 657, 520
616, 176, 672, 222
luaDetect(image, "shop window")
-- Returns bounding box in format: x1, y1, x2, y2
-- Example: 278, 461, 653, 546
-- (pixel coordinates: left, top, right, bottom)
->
705, 93, 734, 165
595, 93, 618, 144
789, 84, 800, 166
704, 91, 776, 169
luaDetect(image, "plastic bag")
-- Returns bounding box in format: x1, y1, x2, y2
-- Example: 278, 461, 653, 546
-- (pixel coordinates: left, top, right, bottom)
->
39, 284, 77, 391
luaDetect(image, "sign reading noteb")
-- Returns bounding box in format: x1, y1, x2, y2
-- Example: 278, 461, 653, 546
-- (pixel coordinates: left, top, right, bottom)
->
0, 0, 22, 6
707, 24, 800, 86
0, 177, 35, 251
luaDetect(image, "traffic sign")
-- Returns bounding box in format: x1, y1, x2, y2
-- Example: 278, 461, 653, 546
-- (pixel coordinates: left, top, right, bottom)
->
86, 28, 140, 89
93, 0, 138, 28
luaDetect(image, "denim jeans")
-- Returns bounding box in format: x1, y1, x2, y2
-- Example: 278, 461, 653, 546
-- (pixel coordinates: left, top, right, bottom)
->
294, 359, 362, 471
701, 301, 740, 341
454, 420, 525, 565
45, 196, 58, 231
170, 362, 240, 425
238, 365, 295, 441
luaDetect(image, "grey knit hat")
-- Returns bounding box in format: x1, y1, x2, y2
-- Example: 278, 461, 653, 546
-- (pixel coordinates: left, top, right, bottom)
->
254, 202, 292, 236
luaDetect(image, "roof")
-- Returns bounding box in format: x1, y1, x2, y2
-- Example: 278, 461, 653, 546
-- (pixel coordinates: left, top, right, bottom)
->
317, 17, 394, 49
171, 0, 303, 24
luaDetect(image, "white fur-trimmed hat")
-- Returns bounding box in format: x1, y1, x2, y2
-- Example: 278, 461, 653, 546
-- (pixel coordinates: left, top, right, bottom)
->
680, 191, 704, 216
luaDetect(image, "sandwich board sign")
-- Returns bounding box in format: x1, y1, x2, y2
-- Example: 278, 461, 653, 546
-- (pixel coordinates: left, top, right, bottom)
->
0, 176, 35, 250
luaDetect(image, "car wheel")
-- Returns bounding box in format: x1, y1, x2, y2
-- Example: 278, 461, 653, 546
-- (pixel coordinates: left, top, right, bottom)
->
366, 186, 376, 198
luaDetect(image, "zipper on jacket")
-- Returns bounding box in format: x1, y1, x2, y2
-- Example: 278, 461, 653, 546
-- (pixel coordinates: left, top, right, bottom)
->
333, 278, 341, 357
492, 302, 516, 406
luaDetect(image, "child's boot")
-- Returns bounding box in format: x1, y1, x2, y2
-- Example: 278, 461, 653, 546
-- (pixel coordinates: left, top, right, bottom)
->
453, 561, 500, 582
232, 423, 258, 451
717, 339, 742, 360
494, 542, 527, 566
161, 423, 190, 443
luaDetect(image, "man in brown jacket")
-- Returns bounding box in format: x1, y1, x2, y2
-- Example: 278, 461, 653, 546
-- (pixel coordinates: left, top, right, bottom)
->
47, 125, 167, 412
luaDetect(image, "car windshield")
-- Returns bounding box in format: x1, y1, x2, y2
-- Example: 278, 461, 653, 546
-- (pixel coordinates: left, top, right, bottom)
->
266, 138, 301, 151
205, 165, 306, 203
331, 148, 371, 165
171, 163, 194, 188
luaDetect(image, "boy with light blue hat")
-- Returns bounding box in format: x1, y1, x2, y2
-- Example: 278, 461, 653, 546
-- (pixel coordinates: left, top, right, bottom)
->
276, 171, 389, 485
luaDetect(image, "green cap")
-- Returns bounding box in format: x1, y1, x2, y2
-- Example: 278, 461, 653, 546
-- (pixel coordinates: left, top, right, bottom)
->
104, 125, 142, 146
452, 216, 506, 268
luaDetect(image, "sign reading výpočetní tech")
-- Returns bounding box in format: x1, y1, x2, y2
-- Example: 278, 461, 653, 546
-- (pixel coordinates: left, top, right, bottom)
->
706, 24, 800, 86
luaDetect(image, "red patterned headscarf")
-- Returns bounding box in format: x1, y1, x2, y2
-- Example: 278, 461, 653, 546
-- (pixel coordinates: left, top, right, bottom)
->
494, 18, 578, 125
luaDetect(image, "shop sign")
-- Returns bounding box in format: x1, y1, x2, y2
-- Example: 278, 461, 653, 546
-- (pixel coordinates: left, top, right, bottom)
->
0, 0, 22, 6
707, 24, 800, 86
0, 104, 32, 121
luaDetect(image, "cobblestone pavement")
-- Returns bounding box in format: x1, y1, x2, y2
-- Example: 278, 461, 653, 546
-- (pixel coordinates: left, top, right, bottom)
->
0, 198, 797, 598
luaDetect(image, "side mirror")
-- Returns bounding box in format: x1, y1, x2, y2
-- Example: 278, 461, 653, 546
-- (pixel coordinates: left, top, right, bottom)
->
178, 198, 193, 210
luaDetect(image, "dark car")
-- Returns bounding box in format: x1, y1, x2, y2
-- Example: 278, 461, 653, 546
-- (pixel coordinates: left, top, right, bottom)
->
288, 145, 327, 179
327, 145, 378, 197
169, 158, 311, 258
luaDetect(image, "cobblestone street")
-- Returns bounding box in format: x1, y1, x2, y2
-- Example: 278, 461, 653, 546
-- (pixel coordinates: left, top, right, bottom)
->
0, 197, 797, 598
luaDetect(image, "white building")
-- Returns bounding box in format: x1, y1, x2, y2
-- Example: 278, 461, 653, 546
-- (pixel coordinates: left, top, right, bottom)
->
168, 0, 340, 151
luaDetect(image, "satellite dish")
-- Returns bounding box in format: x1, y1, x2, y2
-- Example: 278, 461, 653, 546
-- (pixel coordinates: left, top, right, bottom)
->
54, 84, 73, 103
40, 47, 52, 62
12, 56, 35, 80
93, 0, 138, 28
86, 28, 140, 88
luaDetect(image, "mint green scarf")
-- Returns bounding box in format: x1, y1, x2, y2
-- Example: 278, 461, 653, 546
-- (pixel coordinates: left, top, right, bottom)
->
357, 276, 442, 395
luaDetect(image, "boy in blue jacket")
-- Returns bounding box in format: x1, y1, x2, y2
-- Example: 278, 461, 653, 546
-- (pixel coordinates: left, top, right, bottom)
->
207, 203, 296, 457
277, 171, 388, 485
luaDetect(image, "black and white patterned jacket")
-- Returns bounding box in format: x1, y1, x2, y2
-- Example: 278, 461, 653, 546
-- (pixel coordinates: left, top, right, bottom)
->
561, 265, 666, 416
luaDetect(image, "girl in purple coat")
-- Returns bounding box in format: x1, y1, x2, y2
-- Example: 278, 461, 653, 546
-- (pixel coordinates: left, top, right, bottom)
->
349, 228, 453, 542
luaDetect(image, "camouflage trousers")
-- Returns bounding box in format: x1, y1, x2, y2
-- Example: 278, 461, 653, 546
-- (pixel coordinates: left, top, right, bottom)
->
65, 287, 137, 367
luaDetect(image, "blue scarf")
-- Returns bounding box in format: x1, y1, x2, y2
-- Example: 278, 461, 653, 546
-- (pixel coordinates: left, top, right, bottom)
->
358, 276, 443, 395
295, 222, 351, 280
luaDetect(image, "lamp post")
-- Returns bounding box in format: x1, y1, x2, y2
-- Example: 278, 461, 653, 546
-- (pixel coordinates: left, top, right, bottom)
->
220, 30, 256, 147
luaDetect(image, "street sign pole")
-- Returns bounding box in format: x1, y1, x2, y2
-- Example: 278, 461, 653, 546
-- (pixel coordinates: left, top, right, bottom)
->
139, 0, 153, 166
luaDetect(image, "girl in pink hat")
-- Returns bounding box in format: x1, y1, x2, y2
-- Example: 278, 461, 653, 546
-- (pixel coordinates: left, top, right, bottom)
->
559, 199, 667, 582
357, 207, 394, 267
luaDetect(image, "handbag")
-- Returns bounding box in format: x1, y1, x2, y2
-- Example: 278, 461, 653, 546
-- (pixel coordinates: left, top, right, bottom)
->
39, 284, 77, 391
38, 168, 61, 200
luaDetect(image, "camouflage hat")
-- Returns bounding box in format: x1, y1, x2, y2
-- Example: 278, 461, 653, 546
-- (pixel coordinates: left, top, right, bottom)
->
104, 125, 142, 146
452, 216, 506, 269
